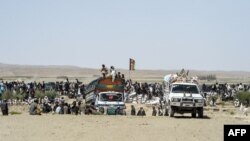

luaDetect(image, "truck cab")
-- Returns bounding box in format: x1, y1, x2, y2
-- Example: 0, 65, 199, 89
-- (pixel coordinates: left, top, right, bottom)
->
95, 91, 126, 115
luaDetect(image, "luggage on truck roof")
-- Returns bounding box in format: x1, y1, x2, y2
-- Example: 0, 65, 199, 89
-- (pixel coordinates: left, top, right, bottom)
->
85, 76, 125, 95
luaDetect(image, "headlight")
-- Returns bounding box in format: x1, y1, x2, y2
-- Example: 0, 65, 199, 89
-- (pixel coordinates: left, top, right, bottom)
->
172, 98, 180, 102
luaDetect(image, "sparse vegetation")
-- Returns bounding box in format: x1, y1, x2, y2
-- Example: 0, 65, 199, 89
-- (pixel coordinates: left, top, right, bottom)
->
13, 92, 25, 100
1, 90, 58, 100
10, 111, 22, 115
35, 90, 57, 99
236, 92, 250, 105
56, 76, 68, 79
2, 90, 13, 100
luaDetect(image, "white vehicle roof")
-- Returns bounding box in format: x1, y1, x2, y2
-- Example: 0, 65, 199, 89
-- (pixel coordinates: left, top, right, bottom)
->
99, 91, 123, 94
172, 82, 198, 86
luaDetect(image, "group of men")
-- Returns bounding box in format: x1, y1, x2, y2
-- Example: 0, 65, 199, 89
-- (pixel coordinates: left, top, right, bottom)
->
130, 105, 146, 116
28, 97, 86, 116
100, 64, 125, 82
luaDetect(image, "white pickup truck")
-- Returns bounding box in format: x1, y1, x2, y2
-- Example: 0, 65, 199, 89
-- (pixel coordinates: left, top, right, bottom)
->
165, 82, 204, 118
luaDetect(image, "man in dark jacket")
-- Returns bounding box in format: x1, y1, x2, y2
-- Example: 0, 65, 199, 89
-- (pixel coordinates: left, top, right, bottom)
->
152, 106, 157, 116
1, 99, 8, 116
131, 105, 136, 116
137, 107, 146, 116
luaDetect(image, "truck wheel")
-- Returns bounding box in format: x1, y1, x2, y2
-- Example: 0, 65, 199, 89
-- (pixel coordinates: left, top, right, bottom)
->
168, 106, 174, 117
198, 108, 203, 118
191, 112, 196, 118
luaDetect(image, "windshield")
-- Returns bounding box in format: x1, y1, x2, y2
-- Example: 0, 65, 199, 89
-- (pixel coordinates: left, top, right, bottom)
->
172, 84, 199, 94
99, 93, 123, 102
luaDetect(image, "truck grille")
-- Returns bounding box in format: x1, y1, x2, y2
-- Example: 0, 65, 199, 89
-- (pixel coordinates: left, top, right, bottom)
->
182, 98, 193, 103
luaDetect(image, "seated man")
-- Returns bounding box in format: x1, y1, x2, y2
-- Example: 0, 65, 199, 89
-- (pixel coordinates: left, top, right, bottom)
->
115, 107, 125, 115
85, 102, 98, 115
71, 101, 79, 115
29, 99, 41, 115
137, 107, 146, 116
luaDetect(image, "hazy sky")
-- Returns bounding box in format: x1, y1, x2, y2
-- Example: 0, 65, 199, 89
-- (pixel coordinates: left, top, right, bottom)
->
0, 0, 249, 71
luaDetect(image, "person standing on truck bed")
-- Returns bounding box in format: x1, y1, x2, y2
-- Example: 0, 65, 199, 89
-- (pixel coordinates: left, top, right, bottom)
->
101, 64, 108, 78
116, 72, 121, 79
110, 66, 116, 82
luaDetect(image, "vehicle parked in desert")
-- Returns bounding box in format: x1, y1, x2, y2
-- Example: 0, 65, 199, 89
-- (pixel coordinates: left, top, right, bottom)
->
84, 76, 126, 115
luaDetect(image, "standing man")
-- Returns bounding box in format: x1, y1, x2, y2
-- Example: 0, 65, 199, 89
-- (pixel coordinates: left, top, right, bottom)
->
110, 66, 116, 82
1, 99, 8, 116
131, 105, 136, 116
152, 106, 157, 116
101, 64, 108, 78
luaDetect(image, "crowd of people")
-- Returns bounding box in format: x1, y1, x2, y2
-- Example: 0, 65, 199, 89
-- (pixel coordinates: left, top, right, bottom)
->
1, 65, 250, 116
0, 79, 85, 99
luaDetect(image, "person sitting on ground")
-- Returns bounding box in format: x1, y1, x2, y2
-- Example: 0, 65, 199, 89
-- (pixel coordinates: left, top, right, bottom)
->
55, 103, 62, 114
42, 102, 52, 113
137, 107, 146, 116
152, 106, 157, 116
29, 99, 41, 115
44, 96, 49, 104
115, 107, 124, 115
71, 101, 79, 115
85, 102, 97, 115
78, 101, 85, 115
131, 105, 136, 116
53, 102, 59, 113
63, 103, 69, 114
101, 64, 108, 78
1, 99, 9, 116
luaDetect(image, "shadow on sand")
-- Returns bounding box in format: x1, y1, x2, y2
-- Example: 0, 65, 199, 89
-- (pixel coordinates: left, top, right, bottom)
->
173, 115, 211, 119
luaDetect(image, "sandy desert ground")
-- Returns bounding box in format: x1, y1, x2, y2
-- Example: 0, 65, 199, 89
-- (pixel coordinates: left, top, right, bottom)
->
0, 104, 249, 141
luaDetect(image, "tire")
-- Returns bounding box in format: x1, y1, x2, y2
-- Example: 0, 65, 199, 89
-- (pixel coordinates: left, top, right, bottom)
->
191, 112, 196, 118
197, 108, 203, 118
168, 106, 174, 117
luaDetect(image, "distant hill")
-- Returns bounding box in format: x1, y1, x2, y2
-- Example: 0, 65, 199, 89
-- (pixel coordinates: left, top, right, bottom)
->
1, 63, 250, 83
